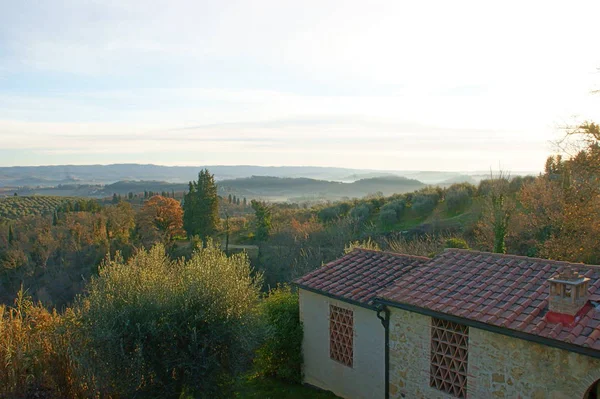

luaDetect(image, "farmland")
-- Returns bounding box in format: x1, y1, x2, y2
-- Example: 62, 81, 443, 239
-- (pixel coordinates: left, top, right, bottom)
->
0, 196, 80, 221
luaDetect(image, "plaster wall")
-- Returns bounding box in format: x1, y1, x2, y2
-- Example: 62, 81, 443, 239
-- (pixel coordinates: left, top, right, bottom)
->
299, 289, 385, 399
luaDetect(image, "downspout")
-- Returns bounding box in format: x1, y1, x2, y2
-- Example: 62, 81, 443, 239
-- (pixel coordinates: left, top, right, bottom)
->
375, 303, 390, 399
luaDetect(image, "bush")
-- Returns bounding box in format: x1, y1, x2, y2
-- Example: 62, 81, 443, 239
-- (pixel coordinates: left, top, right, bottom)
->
318, 205, 342, 222
344, 238, 381, 253
76, 242, 263, 398
445, 184, 474, 214
349, 204, 371, 220
412, 193, 439, 217
379, 208, 398, 226
379, 199, 406, 226
0, 290, 85, 398
254, 285, 303, 383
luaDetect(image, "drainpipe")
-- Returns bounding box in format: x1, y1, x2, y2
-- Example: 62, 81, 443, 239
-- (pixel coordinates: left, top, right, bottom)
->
375, 303, 390, 399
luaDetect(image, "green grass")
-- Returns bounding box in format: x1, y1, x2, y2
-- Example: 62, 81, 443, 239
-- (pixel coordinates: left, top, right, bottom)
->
233, 375, 340, 399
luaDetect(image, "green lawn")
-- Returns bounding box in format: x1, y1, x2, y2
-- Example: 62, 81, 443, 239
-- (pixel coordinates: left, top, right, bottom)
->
233, 375, 340, 399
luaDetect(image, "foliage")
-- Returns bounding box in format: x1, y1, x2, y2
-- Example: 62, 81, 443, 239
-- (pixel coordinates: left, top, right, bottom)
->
344, 237, 381, 253
519, 134, 600, 263
137, 195, 184, 245
445, 237, 470, 249
254, 285, 303, 383
0, 289, 86, 398
349, 204, 371, 220
318, 205, 344, 222
56, 198, 101, 213
104, 201, 136, 242
77, 243, 263, 398
475, 174, 513, 254
386, 233, 459, 258
445, 183, 475, 214
378, 199, 405, 226
0, 212, 114, 307
183, 169, 219, 241
252, 200, 273, 241
411, 188, 441, 217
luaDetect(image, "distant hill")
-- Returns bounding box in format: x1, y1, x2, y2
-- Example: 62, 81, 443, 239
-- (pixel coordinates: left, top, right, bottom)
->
438, 175, 478, 186
0, 164, 536, 188
217, 175, 425, 200
0, 164, 378, 186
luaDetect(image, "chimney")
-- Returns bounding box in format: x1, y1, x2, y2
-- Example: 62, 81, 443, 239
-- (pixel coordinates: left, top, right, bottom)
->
547, 267, 590, 319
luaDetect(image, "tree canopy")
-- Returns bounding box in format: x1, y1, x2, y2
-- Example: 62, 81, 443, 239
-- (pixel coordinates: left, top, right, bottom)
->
183, 169, 219, 242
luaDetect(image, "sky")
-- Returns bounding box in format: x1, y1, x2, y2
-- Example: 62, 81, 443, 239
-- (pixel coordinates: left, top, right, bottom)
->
1, 0, 600, 171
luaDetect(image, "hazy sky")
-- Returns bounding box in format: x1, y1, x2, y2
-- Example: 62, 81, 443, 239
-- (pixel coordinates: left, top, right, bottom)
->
1, 0, 600, 171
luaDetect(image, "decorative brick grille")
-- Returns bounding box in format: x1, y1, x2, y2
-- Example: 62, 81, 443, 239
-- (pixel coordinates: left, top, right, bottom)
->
329, 304, 353, 367
430, 318, 468, 398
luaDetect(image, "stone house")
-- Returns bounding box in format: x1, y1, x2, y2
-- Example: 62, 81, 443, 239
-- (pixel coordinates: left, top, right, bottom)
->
294, 248, 600, 399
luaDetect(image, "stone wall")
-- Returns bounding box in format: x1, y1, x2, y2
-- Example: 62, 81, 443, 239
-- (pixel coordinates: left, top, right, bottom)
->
388, 307, 600, 399
299, 289, 385, 399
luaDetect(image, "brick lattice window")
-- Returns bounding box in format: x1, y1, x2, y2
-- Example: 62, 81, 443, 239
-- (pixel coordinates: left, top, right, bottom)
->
329, 304, 353, 367
430, 318, 469, 398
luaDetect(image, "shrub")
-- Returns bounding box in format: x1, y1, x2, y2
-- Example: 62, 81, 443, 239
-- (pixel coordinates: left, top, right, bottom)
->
349, 204, 371, 220
76, 242, 263, 398
445, 237, 470, 249
379, 199, 406, 226
379, 208, 398, 226
412, 193, 439, 217
445, 184, 474, 214
344, 238, 381, 253
387, 233, 453, 257
318, 205, 342, 222
0, 290, 85, 398
254, 285, 303, 383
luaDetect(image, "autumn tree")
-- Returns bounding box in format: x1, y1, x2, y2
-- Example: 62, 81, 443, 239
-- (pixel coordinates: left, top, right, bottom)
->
183, 169, 219, 242
475, 172, 514, 253
519, 123, 600, 262
138, 195, 184, 245
104, 201, 135, 242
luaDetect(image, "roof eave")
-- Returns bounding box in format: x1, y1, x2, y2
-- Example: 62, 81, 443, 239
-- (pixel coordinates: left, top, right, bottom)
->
292, 282, 377, 310
374, 298, 600, 360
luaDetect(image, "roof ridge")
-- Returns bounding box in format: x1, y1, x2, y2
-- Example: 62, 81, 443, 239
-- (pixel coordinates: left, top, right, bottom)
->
442, 248, 600, 269
352, 247, 431, 261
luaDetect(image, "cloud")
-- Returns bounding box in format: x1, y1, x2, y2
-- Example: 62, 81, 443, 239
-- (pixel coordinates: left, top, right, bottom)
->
1, 1, 600, 170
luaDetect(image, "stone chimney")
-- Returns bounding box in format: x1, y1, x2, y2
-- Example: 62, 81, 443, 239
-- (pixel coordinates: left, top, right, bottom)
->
548, 267, 590, 316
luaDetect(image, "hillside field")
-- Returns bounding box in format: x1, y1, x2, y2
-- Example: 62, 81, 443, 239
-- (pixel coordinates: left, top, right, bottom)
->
0, 196, 81, 221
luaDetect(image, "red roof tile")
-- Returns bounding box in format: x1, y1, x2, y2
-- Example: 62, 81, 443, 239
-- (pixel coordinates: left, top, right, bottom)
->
379, 249, 600, 352
293, 248, 429, 306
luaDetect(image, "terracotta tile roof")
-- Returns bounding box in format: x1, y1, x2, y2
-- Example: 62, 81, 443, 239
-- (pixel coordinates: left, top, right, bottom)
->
379, 249, 600, 351
293, 248, 430, 306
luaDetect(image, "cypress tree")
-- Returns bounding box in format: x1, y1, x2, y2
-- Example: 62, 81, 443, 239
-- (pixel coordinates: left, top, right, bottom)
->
8, 225, 14, 245
183, 169, 219, 242
183, 181, 197, 236
228, 194, 232, 204
53, 211, 58, 226
251, 200, 272, 241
